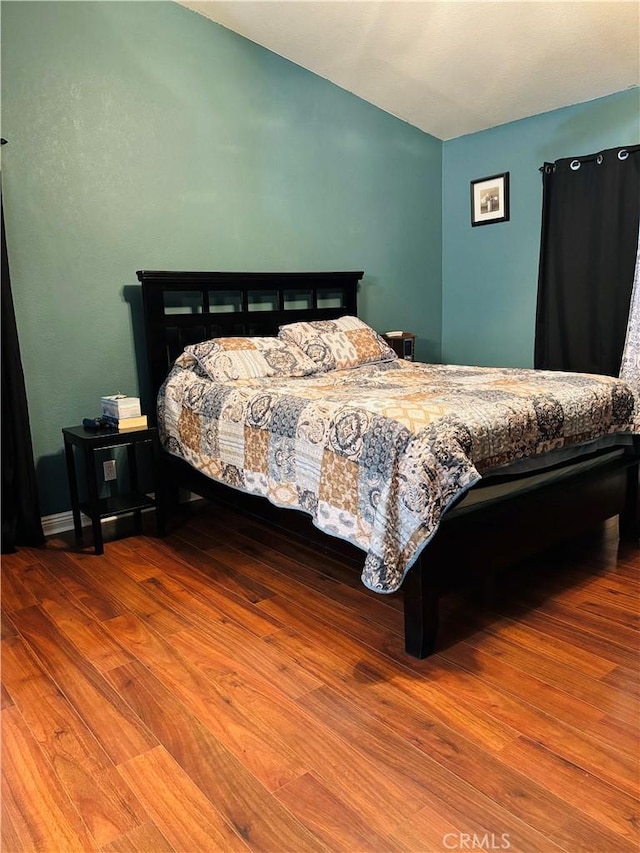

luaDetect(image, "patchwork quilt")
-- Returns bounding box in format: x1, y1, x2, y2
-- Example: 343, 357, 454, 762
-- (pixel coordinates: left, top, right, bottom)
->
159, 357, 639, 593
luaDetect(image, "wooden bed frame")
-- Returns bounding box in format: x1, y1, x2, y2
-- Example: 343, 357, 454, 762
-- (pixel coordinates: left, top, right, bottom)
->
138, 269, 640, 657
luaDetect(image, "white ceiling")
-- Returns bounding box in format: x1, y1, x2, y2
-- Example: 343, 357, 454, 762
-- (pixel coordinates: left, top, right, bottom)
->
178, 0, 640, 140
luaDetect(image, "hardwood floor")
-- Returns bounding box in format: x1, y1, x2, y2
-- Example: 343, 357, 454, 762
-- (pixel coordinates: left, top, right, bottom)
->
2, 502, 638, 852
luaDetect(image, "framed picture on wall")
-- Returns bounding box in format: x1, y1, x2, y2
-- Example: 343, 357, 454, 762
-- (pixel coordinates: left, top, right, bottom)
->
470, 172, 510, 226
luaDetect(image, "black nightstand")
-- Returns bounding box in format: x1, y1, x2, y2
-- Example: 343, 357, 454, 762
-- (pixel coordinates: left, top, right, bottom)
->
383, 333, 415, 361
62, 424, 164, 554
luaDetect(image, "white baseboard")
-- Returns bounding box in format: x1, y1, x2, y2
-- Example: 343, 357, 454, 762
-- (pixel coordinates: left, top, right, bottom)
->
41, 491, 201, 537
40, 509, 148, 537
41, 510, 88, 537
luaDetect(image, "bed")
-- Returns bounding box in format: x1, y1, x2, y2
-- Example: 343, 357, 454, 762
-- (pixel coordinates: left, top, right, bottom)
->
138, 269, 640, 657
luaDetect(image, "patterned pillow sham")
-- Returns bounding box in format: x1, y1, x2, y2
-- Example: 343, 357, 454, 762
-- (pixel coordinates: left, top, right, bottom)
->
278, 315, 397, 372
184, 336, 318, 381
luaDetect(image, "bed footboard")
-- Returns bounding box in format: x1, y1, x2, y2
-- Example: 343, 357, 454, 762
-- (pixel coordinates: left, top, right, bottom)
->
400, 448, 639, 658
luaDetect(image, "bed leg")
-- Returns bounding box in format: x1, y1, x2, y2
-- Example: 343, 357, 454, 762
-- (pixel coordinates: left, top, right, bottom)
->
619, 462, 640, 541
155, 472, 179, 537
402, 557, 439, 658
155, 480, 175, 537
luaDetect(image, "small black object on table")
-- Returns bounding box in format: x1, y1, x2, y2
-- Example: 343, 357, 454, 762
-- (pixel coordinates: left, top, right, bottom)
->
62, 424, 165, 554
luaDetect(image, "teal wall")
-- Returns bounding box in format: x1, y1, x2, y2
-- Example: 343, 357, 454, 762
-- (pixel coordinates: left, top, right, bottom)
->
442, 88, 640, 367
1, 1, 442, 516
3, 0, 638, 519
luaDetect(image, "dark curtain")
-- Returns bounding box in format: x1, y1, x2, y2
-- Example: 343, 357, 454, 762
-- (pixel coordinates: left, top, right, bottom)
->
534, 145, 640, 375
1, 177, 45, 553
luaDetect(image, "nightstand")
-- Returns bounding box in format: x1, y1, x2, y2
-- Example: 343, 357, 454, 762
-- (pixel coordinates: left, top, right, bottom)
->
383, 332, 415, 361
62, 424, 164, 554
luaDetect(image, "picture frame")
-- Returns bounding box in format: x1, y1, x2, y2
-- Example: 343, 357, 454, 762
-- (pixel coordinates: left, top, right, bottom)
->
470, 172, 510, 226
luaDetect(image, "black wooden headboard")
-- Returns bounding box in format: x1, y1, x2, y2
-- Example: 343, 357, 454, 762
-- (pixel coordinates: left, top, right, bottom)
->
137, 269, 363, 406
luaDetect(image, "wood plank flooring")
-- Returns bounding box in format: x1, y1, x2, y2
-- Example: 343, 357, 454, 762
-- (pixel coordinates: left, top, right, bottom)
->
2, 502, 638, 852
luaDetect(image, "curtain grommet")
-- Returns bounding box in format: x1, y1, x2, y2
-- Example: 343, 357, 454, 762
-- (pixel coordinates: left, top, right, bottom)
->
570, 159, 581, 171
618, 149, 629, 161
596, 154, 604, 165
